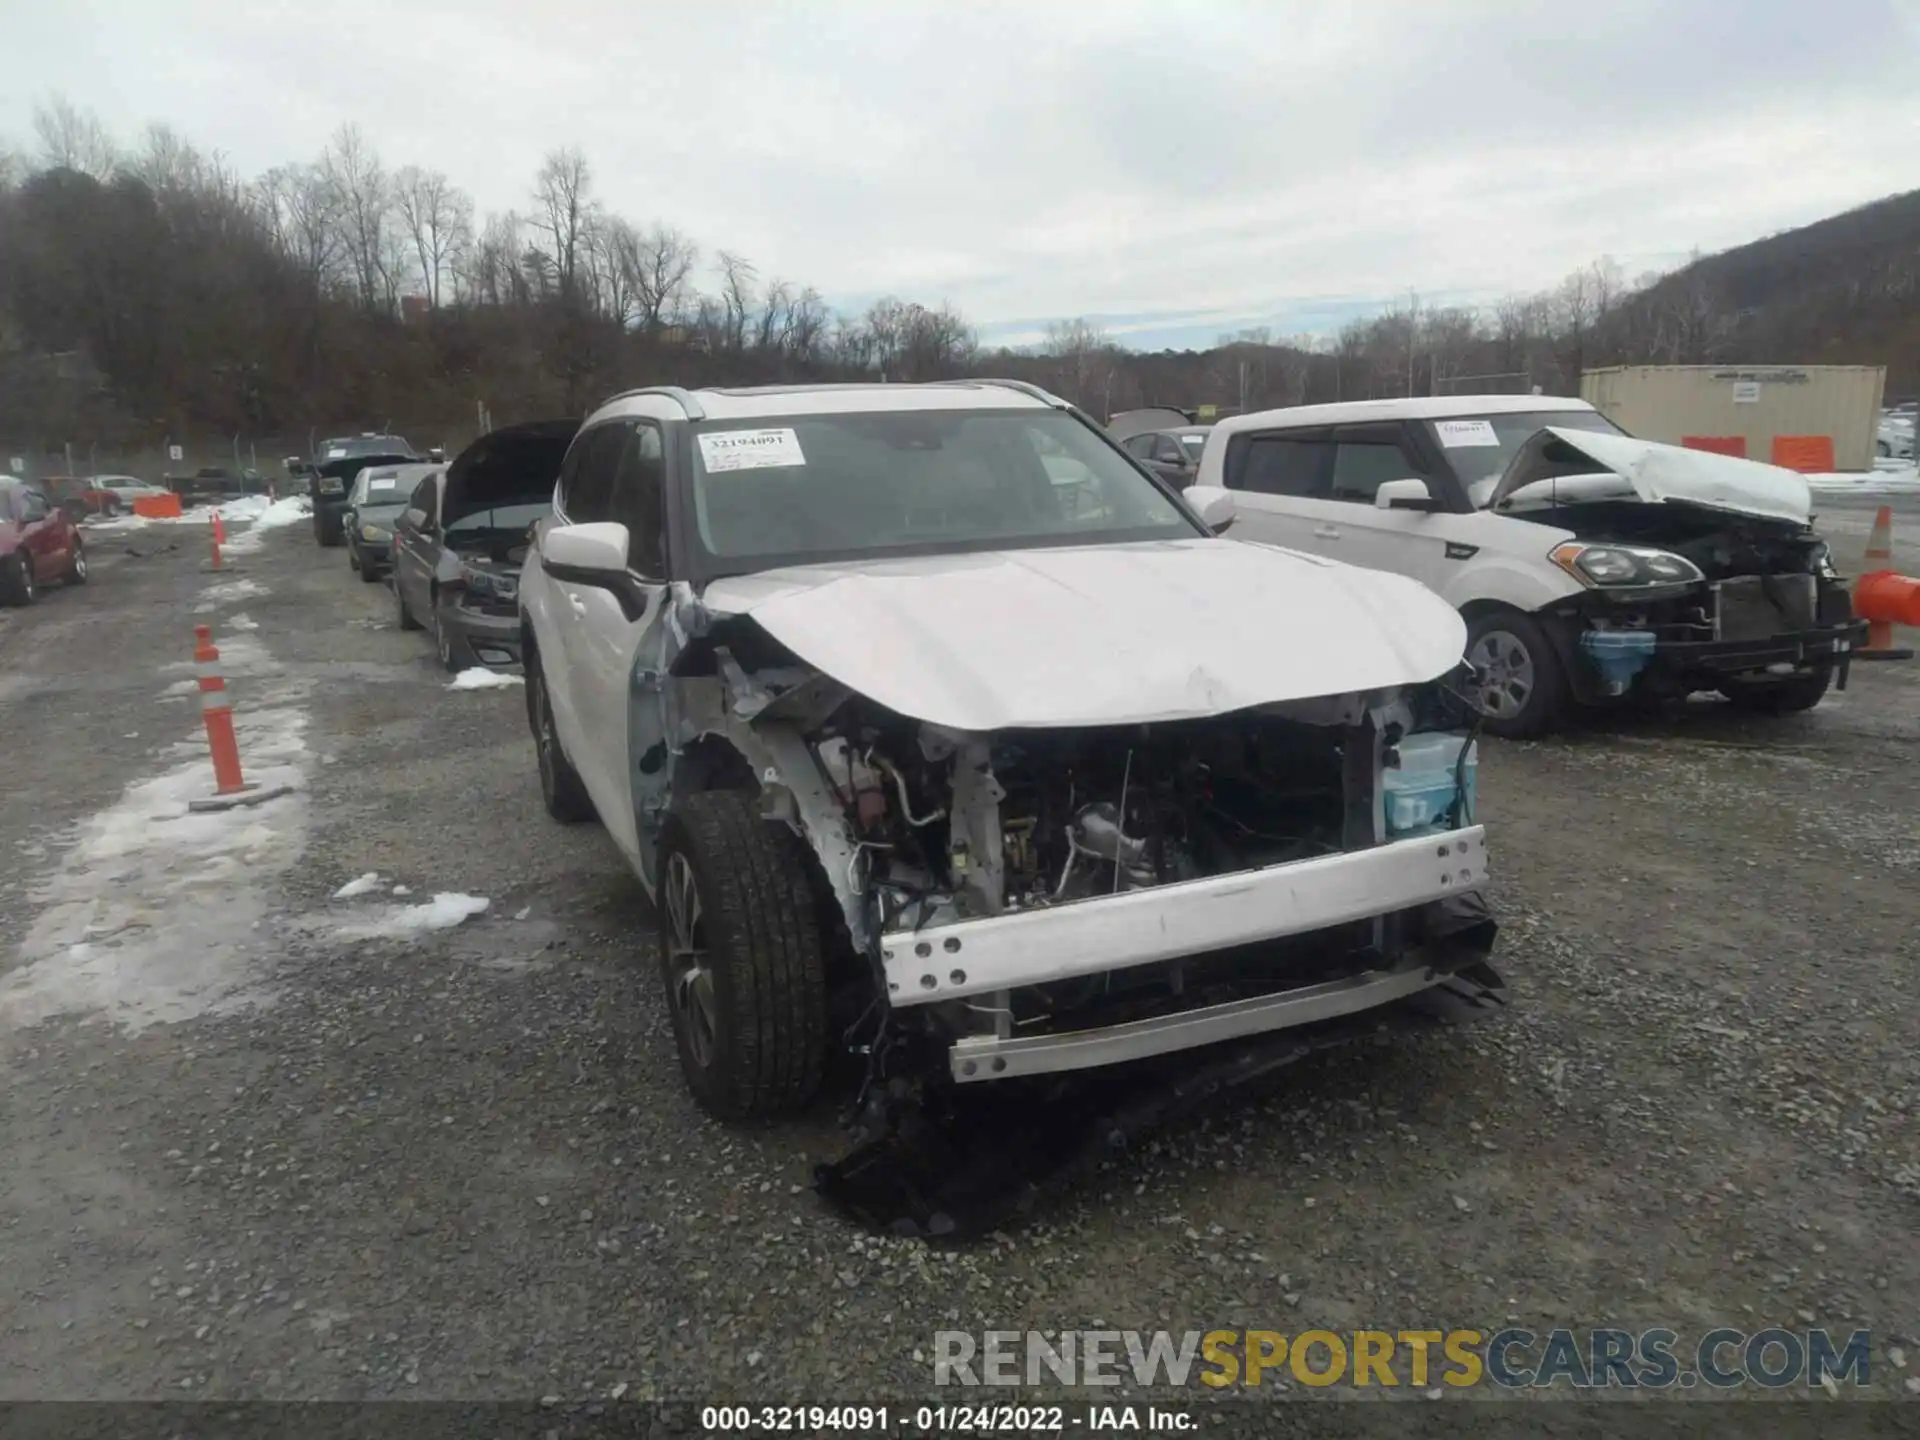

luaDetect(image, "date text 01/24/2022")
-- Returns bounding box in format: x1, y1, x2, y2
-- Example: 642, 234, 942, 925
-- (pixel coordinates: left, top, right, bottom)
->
698, 1404, 1195, 1432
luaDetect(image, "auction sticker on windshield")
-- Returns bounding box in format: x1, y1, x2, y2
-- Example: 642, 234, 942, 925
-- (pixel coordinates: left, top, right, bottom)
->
1436, 420, 1501, 448
698, 428, 806, 472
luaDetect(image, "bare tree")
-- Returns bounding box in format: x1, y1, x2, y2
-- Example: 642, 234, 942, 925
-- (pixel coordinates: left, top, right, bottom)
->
255, 163, 341, 294
531, 148, 593, 303
321, 125, 391, 312
630, 224, 698, 331
716, 251, 757, 352
32, 96, 117, 181
393, 166, 471, 308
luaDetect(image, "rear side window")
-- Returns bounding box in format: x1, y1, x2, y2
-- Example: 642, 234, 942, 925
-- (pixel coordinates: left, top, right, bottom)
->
1225, 433, 1332, 497
407, 475, 437, 524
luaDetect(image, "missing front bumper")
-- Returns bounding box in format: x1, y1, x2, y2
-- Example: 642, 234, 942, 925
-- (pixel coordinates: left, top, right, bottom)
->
880, 824, 1489, 1007
949, 961, 1447, 1082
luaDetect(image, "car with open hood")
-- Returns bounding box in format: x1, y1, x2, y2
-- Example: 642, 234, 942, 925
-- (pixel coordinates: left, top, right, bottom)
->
1193, 395, 1870, 737
344, 462, 440, 582
516, 380, 1502, 1226
0, 480, 88, 604
390, 420, 575, 671
294, 434, 421, 546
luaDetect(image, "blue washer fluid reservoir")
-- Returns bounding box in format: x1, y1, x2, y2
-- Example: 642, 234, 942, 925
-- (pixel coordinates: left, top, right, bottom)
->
1384, 731, 1478, 836
1579, 630, 1658, 696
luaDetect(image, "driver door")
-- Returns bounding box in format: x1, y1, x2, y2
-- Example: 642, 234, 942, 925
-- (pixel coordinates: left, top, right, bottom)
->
391, 473, 440, 615
554, 418, 673, 879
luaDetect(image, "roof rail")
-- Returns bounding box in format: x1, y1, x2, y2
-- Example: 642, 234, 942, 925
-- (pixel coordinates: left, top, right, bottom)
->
937, 377, 1067, 408
597, 385, 707, 420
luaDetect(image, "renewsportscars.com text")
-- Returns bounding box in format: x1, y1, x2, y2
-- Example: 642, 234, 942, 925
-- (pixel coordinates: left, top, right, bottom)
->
933, 1327, 1873, 1389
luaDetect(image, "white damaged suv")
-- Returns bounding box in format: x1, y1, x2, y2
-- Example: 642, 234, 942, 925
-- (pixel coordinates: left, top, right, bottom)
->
518, 381, 1501, 1143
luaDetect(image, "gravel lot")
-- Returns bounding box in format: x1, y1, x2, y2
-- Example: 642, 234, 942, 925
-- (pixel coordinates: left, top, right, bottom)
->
2, 508, 1917, 1407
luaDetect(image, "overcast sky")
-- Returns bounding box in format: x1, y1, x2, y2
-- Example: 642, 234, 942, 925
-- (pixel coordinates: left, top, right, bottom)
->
4, 0, 1917, 348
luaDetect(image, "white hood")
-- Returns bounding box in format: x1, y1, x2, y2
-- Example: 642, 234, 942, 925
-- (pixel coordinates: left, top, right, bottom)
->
1492, 427, 1811, 526
699, 539, 1467, 731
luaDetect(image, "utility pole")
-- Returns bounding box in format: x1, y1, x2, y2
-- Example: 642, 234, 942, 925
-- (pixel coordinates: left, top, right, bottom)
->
1407, 290, 1419, 398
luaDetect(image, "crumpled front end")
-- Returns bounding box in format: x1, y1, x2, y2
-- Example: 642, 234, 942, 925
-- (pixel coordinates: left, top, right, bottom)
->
649, 570, 1503, 1234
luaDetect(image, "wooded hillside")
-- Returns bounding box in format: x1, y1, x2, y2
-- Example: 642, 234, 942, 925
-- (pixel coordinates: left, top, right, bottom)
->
2, 96, 1911, 470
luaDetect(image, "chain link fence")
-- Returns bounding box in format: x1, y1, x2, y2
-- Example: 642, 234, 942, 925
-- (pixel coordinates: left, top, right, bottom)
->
1, 423, 482, 489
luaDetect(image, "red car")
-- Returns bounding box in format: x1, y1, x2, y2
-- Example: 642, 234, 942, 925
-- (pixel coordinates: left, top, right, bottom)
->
0, 479, 88, 605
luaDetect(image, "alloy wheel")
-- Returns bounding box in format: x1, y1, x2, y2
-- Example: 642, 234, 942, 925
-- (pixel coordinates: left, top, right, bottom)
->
1469, 628, 1535, 720
663, 852, 718, 1070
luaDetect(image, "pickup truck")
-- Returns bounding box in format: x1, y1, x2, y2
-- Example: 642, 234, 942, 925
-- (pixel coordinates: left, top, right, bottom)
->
293, 435, 422, 546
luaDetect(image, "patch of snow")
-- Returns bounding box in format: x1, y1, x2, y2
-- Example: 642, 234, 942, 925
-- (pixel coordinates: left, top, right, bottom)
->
332, 872, 384, 899
220, 496, 312, 555
448, 668, 524, 691
195, 577, 269, 613
2, 705, 310, 1033
337, 893, 490, 940
392, 884, 411, 896
227, 613, 260, 632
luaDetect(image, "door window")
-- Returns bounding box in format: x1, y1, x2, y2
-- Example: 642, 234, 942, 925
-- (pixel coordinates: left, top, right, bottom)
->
406, 474, 437, 526
606, 423, 667, 576
559, 422, 626, 524
1328, 426, 1429, 505
1121, 434, 1156, 459
19, 488, 50, 522
1225, 433, 1333, 497
1152, 435, 1185, 465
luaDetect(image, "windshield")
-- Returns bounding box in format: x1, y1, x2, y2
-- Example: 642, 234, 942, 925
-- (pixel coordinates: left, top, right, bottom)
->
318, 435, 416, 463
444, 502, 549, 549
351, 465, 435, 506
684, 408, 1198, 574
317, 452, 413, 481
1429, 411, 1630, 506
1177, 431, 1211, 461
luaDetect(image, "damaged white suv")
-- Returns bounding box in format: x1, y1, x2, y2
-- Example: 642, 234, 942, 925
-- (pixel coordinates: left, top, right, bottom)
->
519, 381, 1500, 1190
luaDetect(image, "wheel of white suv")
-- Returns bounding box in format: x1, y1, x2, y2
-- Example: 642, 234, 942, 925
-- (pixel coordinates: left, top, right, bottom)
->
1464, 609, 1568, 739
525, 658, 596, 824
1720, 666, 1832, 715
656, 791, 828, 1121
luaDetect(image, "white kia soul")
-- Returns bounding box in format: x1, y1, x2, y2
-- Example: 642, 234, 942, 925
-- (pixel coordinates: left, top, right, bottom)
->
1187, 395, 1867, 737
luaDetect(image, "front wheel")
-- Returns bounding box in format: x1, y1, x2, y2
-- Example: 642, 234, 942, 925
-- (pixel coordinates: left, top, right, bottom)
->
1720, 667, 1832, 715
394, 575, 422, 631
656, 791, 829, 1121
67, 538, 87, 585
1464, 609, 1569, 739
0, 553, 34, 606
432, 598, 461, 673
527, 663, 596, 824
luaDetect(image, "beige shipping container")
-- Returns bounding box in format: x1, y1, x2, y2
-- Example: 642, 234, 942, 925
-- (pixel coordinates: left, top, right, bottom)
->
1579, 364, 1885, 472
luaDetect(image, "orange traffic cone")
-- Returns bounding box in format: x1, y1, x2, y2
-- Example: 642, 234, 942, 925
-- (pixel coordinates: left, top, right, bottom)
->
1853, 504, 1915, 661
210, 510, 227, 569
185, 623, 295, 813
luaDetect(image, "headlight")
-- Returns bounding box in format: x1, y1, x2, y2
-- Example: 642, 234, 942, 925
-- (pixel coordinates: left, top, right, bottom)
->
319, 477, 344, 494
361, 523, 389, 542
1811, 542, 1838, 579
458, 564, 515, 602
1549, 542, 1703, 588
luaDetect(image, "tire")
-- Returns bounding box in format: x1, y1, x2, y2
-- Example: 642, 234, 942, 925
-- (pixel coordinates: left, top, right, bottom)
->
656, 790, 829, 1121
358, 556, 382, 583
394, 575, 422, 631
67, 537, 87, 585
432, 597, 461, 673
526, 662, 596, 824
1464, 609, 1569, 739
1721, 666, 1833, 715
1877, 440, 1892, 458
0, 553, 33, 607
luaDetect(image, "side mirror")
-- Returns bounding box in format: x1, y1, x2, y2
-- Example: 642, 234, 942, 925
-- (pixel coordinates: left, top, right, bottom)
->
546, 521, 630, 574
1376, 478, 1441, 512
1184, 485, 1237, 535
402, 507, 428, 531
